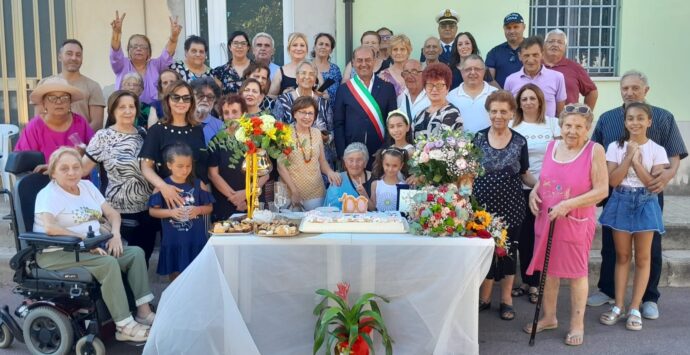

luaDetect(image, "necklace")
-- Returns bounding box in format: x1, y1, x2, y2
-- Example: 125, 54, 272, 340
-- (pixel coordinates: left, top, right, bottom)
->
296, 129, 313, 163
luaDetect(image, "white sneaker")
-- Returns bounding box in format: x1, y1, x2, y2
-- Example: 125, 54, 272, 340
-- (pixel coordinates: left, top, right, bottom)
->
587, 291, 614, 307
641, 301, 659, 320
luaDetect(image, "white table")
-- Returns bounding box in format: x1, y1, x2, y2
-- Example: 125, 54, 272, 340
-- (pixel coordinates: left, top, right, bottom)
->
144, 233, 494, 355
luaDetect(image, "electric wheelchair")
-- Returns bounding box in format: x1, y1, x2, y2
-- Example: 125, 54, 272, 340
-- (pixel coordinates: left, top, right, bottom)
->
0, 151, 135, 355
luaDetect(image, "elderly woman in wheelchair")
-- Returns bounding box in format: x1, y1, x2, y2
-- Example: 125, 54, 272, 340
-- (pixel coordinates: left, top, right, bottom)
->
32, 147, 155, 343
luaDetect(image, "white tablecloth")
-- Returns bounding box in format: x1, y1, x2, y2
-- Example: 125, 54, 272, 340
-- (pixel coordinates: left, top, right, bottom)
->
144, 233, 494, 355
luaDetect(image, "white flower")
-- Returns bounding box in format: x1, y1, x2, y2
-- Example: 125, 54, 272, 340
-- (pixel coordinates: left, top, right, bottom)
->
235, 127, 247, 142
429, 150, 444, 161
260, 115, 276, 132
456, 158, 467, 170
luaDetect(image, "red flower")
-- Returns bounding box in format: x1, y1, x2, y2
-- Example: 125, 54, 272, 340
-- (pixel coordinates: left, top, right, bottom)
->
436, 197, 446, 205
335, 282, 350, 301
477, 229, 492, 239
423, 222, 429, 229
275, 122, 284, 130
433, 212, 442, 220
449, 210, 457, 218
246, 141, 257, 154
427, 194, 434, 202
250, 117, 262, 127
495, 246, 507, 257
445, 226, 454, 234
253, 128, 263, 135
283, 147, 292, 155
438, 185, 448, 193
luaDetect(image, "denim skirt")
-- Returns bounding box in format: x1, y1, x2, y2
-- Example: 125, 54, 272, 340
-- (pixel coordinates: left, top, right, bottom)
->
599, 186, 665, 234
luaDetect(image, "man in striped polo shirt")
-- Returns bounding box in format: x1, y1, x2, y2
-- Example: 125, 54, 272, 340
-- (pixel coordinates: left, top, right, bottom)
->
587, 70, 687, 320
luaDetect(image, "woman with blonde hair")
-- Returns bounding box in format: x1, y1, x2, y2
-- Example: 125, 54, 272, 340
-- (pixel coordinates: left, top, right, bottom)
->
270, 32, 323, 96
377, 34, 413, 96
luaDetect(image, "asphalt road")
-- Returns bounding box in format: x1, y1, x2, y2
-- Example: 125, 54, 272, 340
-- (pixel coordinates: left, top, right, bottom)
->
1, 283, 688, 354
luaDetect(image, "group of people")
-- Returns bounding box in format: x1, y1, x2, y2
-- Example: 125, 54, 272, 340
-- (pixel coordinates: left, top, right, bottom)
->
13, 7, 686, 348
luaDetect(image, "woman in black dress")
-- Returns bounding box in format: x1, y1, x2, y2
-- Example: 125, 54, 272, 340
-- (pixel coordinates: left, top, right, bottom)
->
139, 80, 208, 209
473, 90, 535, 320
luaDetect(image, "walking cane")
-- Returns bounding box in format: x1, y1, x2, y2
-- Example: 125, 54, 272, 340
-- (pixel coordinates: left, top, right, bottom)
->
529, 209, 557, 346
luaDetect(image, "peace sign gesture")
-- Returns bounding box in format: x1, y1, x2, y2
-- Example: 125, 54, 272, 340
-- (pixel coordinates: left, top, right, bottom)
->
169, 15, 182, 40
111, 11, 126, 34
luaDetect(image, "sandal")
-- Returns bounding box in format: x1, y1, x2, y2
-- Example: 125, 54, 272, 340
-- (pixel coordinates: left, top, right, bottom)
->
528, 287, 539, 304
499, 302, 515, 321
564, 331, 584, 346
600, 305, 624, 326
511, 284, 528, 297
626, 309, 643, 331
135, 312, 156, 326
522, 321, 558, 334
116, 321, 150, 342
479, 300, 491, 312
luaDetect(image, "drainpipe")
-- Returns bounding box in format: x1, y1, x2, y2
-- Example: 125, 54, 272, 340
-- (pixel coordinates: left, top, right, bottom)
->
343, 0, 354, 63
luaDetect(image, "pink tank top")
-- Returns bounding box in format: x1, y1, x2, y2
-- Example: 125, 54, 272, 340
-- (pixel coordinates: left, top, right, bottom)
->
538, 140, 596, 219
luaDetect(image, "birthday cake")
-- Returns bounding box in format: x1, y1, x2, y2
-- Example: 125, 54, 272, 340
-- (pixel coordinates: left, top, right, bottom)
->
299, 211, 408, 234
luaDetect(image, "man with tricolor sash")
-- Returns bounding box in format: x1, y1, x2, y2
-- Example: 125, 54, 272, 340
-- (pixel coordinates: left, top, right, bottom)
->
334, 46, 398, 168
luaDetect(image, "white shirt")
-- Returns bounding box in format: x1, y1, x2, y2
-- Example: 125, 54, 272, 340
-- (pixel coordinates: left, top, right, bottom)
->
34, 180, 105, 237
397, 89, 430, 121
509, 117, 561, 187
446, 82, 497, 133
605, 140, 669, 188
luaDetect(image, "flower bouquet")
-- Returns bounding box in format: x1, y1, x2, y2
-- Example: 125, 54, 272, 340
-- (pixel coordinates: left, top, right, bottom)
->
466, 208, 510, 257
408, 128, 483, 188
208, 113, 294, 218
208, 113, 294, 168
407, 184, 474, 237
313, 282, 393, 355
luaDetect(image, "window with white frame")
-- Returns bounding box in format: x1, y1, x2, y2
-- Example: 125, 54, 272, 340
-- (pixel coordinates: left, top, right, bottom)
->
530, 0, 619, 77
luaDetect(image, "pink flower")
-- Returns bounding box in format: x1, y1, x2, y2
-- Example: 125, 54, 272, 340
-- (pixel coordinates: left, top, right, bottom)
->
335, 282, 350, 301
456, 158, 467, 170
419, 152, 430, 163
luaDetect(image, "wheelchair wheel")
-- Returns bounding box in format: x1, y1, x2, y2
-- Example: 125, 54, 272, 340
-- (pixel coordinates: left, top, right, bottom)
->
22, 306, 74, 355
75, 335, 105, 355
0, 322, 13, 348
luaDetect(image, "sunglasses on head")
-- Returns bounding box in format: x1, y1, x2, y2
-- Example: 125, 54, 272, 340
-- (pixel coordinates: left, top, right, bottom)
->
170, 94, 193, 103
563, 105, 591, 114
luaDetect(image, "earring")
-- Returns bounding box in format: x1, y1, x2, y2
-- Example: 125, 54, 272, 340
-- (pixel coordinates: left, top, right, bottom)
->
42, 108, 48, 114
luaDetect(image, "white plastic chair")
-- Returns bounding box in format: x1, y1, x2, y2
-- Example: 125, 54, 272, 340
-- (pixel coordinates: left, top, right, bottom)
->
0, 124, 20, 191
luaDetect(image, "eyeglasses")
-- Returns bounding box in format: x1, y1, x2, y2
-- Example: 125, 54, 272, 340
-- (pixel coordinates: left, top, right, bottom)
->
169, 94, 192, 103
402, 69, 422, 77
425, 82, 447, 91
564, 105, 591, 114
296, 110, 315, 117
297, 70, 317, 77
195, 93, 216, 102
461, 67, 484, 73
129, 44, 149, 50
380, 34, 392, 41
231, 41, 248, 48
45, 94, 71, 104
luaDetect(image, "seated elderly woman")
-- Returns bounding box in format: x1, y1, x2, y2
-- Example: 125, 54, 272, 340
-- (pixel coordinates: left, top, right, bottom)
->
324, 142, 373, 209
33, 147, 156, 342
15, 77, 94, 172
277, 96, 340, 210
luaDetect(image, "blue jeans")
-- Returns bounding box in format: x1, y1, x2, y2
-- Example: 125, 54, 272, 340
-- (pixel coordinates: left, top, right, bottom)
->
597, 190, 663, 303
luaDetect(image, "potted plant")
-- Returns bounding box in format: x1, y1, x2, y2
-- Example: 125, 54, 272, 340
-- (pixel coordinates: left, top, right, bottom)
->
313, 282, 393, 355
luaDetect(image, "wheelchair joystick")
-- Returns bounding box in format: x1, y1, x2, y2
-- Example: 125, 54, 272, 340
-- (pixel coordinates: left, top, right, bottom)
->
86, 226, 96, 239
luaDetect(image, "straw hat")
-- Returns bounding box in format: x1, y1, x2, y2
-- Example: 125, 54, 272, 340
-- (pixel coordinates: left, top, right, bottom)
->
30, 77, 85, 104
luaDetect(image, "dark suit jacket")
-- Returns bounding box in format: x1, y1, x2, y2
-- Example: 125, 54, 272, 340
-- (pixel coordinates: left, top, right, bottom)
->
334, 76, 397, 161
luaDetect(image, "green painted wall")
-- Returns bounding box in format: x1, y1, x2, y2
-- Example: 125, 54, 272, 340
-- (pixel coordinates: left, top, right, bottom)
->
335, 0, 690, 122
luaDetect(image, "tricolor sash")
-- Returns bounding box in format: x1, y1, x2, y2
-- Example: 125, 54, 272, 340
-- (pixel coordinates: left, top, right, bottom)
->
346, 76, 384, 140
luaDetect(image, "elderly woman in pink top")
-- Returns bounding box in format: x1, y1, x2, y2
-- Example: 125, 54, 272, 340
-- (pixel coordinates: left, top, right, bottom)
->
109, 10, 181, 104
525, 104, 608, 346
15, 77, 94, 172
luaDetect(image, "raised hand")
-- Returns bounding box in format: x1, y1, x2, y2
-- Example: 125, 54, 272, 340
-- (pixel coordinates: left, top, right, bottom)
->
169, 15, 182, 40
111, 11, 126, 34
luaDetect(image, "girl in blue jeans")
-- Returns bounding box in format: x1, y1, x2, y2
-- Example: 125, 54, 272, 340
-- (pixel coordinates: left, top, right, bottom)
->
598, 102, 668, 331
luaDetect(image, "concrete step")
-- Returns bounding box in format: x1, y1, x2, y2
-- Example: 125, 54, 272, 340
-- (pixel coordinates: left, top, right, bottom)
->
587, 249, 690, 287
592, 224, 689, 250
